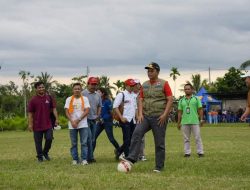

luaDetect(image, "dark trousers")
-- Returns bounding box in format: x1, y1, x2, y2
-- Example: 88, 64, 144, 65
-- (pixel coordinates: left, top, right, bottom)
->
87, 119, 97, 160
127, 116, 167, 170
33, 128, 53, 159
93, 120, 120, 152
120, 120, 135, 157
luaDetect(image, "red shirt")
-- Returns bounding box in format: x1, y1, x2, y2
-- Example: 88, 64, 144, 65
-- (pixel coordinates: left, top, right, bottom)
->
28, 95, 56, 131
139, 80, 172, 99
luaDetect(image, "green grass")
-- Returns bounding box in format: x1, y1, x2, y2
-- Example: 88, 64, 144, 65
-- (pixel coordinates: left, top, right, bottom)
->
0, 123, 250, 190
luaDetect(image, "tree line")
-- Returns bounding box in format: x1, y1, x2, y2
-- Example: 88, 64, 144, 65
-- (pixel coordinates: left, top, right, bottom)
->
0, 65, 249, 120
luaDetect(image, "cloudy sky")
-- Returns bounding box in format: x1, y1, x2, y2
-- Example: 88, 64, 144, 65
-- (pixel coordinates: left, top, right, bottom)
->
0, 0, 250, 95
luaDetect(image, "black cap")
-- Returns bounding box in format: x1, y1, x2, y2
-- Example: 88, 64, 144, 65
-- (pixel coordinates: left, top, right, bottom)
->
145, 62, 160, 71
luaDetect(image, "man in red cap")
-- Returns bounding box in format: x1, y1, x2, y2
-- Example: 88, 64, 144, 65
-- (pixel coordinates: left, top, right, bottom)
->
113, 78, 137, 159
121, 62, 173, 172
82, 77, 102, 163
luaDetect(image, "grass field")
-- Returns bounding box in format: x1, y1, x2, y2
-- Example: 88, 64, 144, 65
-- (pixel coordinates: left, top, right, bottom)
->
1, 123, 250, 190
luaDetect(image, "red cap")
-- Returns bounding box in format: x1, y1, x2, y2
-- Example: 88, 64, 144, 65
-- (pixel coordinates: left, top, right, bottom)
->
124, 79, 136, 86
88, 77, 99, 84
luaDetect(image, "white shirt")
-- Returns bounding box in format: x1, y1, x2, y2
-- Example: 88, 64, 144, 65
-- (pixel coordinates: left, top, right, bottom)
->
113, 90, 137, 123
64, 96, 90, 129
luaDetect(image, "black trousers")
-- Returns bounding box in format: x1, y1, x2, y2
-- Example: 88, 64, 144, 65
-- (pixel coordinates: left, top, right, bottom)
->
33, 128, 53, 159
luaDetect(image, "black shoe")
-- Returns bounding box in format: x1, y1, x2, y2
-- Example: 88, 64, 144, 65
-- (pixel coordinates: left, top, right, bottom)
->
87, 159, 96, 163
198, 154, 204, 158
43, 154, 51, 161
37, 157, 44, 162
184, 154, 191, 158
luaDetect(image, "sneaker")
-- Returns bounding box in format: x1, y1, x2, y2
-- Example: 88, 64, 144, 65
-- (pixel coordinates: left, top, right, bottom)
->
184, 154, 191, 158
81, 160, 88, 165
153, 169, 161, 173
198, 153, 204, 158
119, 152, 125, 160
138, 156, 147, 161
54, 125, 61, 130
43, 154, 51, 161
72, 160, 78, 165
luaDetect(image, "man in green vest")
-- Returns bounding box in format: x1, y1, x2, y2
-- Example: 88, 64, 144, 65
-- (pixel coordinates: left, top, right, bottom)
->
177, 83, 204, 157
121, 62, 173, 172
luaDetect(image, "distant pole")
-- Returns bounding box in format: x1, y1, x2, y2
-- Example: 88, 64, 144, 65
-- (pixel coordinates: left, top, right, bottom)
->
86, 66, 90, 78
208, 67, 211, 84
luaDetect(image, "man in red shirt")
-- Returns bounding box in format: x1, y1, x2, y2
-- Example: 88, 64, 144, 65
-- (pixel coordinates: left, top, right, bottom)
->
28, 81, 58, 162
121, 62, 173, 172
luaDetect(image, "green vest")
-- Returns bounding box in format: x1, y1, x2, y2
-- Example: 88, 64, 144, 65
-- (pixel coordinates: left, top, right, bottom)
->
142, 79, 166, 116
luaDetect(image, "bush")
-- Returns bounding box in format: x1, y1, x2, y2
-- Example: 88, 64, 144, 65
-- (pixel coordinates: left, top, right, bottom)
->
0, 117, 28, 131
0, 116, 69, 131
58, 116, 68, 129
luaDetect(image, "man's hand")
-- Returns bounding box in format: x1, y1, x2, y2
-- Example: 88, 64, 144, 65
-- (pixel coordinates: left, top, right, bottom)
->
158, 114, 168, 127
200, 120, 205, 127
28, 124, 33, 132
241, 113, 248, 121
120, 117, 128, 123
55, 119, 59, 126
71, 120, 78, 128
137, 115, 144, 124
177, 123, 181, 130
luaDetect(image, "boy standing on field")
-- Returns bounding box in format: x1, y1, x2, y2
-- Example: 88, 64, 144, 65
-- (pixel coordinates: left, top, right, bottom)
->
65, 83, 90, 165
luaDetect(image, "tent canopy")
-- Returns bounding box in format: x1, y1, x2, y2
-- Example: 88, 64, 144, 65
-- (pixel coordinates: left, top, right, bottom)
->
196, 87, 222, 113
196, 87, 222, 106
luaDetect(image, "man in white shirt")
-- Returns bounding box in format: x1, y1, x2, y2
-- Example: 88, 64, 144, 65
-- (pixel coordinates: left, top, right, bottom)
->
65, 83, 90, 165
113, 79, 137, 158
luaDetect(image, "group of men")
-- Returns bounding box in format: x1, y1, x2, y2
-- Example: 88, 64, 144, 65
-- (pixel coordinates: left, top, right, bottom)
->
29, 62, 250, 172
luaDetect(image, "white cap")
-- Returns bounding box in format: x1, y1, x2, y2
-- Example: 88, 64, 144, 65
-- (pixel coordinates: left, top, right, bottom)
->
241, 72, 250, 78
134, 79, 141, 84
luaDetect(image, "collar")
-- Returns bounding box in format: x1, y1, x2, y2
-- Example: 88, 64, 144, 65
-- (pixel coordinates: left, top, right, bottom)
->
185, 95, 194, 99
86, 89, 96, 94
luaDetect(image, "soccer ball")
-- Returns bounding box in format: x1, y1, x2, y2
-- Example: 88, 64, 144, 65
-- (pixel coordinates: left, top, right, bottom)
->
117, 160, 132, 173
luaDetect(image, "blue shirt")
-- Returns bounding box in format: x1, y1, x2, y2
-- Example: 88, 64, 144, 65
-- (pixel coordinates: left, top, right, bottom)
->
101, 99, 113, 121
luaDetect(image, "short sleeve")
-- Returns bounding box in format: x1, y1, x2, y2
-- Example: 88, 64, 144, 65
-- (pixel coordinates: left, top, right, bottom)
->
64, 97, 71, 109
163, 82, 173, 97
113, 92, 123, 108
84, 97, 90, 108
178, 99, 183, 111
197, 98, 202, 108
28, 99, 35, 113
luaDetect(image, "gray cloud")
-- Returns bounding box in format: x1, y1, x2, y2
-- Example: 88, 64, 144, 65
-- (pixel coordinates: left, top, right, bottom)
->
0, 0, 250, 80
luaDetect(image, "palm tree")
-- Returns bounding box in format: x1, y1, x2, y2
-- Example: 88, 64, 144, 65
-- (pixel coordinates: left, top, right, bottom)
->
98, 76, 116, 98
113, 80, 125, 94
34, 72, 57, 91
240, 60, 250, 70
191, 74, 202, 93
19, 70, 34, 118
170, 67, 180, 97
182, 74, 208, 94
71, 75, 87, 88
